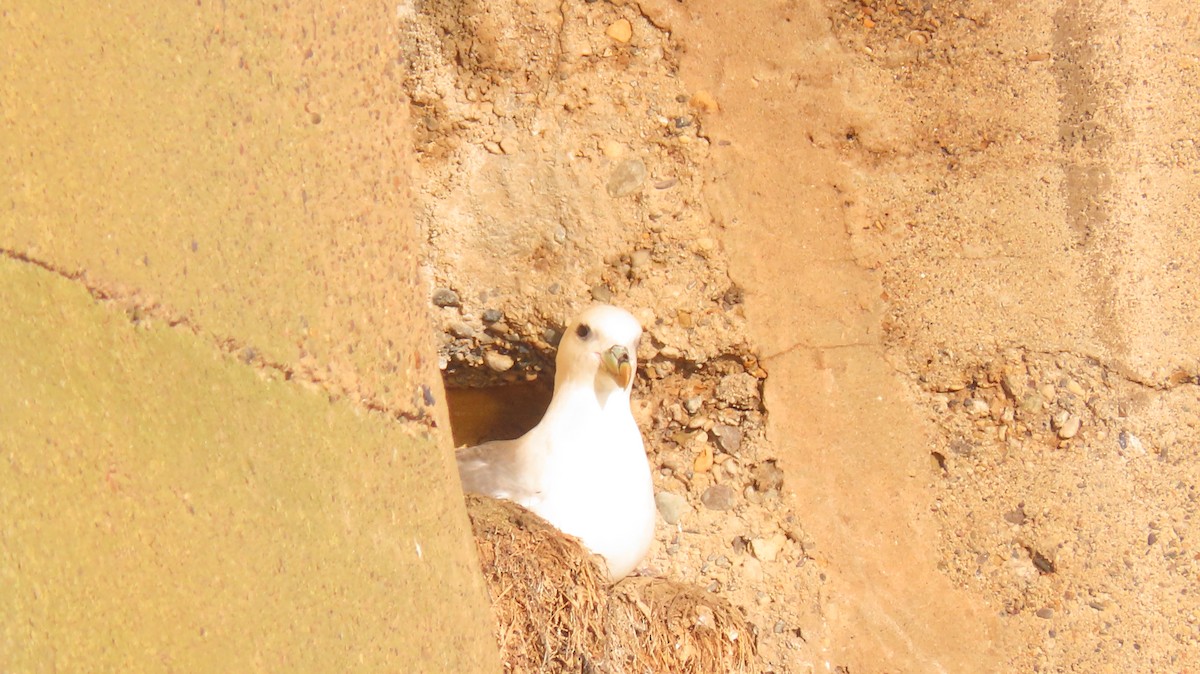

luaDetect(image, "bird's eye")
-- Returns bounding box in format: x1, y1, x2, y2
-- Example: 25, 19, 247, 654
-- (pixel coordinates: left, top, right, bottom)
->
575, 323, 592, 339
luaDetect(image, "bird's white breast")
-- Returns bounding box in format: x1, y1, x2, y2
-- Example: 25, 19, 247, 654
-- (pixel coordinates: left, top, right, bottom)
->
522, 405, 655, 579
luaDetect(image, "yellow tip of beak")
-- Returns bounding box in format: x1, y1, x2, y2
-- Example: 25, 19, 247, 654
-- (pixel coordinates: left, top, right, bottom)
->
602, 346, 634, 389
617, 360, 634, 389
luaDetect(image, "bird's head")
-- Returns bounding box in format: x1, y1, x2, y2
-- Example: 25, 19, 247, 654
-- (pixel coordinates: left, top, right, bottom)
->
554, 304, 643, 400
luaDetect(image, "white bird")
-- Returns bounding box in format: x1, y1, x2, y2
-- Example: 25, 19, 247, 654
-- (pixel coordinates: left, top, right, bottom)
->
456, 304, 656, 580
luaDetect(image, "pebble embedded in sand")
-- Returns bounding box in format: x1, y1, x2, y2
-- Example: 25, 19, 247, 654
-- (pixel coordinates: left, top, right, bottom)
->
750, 534, 787, 562
711, 424, 743, 454
655, 491, 690, 525
449, 321, 475, 339
1020, 393, 1043, 414
701, 484, 736, 511
1001, 372, 1026, 398
607, 158, 647, 197
590, 284, 614, 303
484, 351, 514, 372
432, 287, 460, 307
1058, 416, 1082, 439
964, 398, 990, 416
606, 18, 633, 43
1118, 431, 1146, 457
751, 461, 784, 492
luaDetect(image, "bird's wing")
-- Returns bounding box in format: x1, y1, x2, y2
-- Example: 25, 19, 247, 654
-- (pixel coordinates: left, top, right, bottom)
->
455, 438, 539, 502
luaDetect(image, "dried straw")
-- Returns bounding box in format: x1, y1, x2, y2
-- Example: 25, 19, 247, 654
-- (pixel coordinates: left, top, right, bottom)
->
466, 496, 759, 674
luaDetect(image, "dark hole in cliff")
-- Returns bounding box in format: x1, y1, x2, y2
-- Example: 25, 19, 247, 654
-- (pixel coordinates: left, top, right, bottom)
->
444, 378, 554, 448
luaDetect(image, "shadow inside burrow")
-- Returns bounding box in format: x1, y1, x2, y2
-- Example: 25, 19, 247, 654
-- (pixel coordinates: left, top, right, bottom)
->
444, 378, 553, 448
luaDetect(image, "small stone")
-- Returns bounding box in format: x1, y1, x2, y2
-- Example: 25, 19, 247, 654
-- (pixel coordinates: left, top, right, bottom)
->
449, 321, 475, 338
1066, 379, 1086, 396
431, 288, 460, 307
1001, 372, 1026, 399
677, 310, 694, 329
484, 351, 514, 373
722, 285, 745, 306
689, 90, 720, 113
607, 158, 647, 198
1003, 506, 1027, 525
716, 372, 761, 410
696, 237, 716, 252
1058, 416, 1082, 439
693, 444, 714, 473
630, 248, 652, 269
606, 18, 633, 43
484, 140, 502, 154
499, 136, 518, 154
590, 284, 613, 303
700, 484, 736, 511
721, 458, 741, 479
655, 491, 690, 525
1035, 607, 1054, 620
711, 425, 743, 454
964, 398, 990, 416
684, 396, 703, 414
1118, 431, 1146, 457
752, 460, 784, 492
751, 533, 787, 562
1020, 393, 1043, 414
481, 308, 504, 323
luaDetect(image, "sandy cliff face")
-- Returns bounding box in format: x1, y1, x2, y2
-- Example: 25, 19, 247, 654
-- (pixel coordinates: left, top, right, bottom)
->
405, 0, 1200, 671
5, 0, 1197, 671
1, 4, 497, 672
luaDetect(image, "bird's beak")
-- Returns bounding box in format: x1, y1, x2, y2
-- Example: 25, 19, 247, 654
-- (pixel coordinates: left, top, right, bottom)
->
601, 345, 634, 389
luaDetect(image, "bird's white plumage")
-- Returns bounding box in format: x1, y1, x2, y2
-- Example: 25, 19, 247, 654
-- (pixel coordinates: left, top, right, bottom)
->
456, 305, 655, 580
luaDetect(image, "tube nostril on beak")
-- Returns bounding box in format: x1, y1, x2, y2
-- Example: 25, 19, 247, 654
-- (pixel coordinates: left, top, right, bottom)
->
602, 346, 634, 389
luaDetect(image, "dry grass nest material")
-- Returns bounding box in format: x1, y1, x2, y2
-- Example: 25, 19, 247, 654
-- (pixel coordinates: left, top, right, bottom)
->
466, 495, 760, 674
